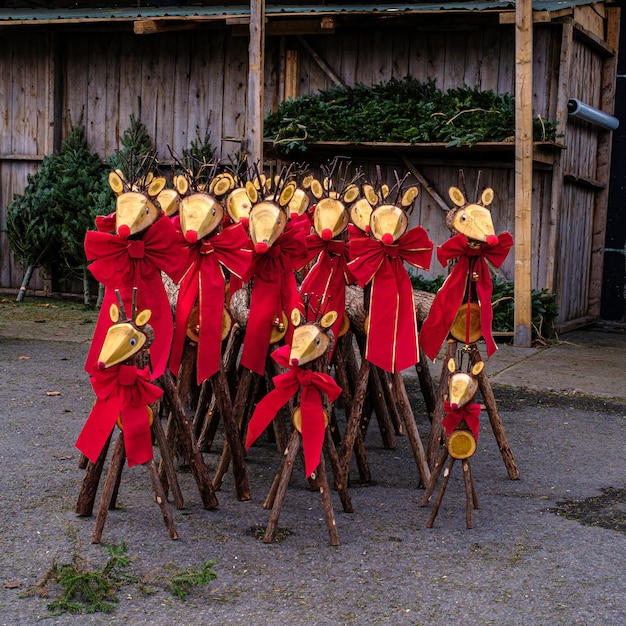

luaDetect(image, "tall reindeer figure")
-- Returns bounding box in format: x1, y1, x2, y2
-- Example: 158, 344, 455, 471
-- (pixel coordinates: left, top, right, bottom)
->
245, 306, 352, 546
345, 176, 434, 488
420, 173, 519, 480
420, 353, 484, 528
84, 155, 185, 380
76, 289, 181, 542
167, 159, 252, 501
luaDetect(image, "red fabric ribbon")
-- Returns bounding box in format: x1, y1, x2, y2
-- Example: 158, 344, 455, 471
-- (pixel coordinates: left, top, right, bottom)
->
84, 215, 186, 379
240, 220, 309, 375
169, 221, 252, 384
300, 235, 354, 354
419, 232, 513, 361
245, 345, 342, 477
75, 364, 163, 468
442, 401, 481, 441
347, 226, 433, 372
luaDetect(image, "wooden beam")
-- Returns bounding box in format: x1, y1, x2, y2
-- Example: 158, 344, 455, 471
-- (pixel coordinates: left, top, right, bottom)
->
545, 21, 573, 294
398, 153, 450, 213
246, 0, 265, 166
296, 36, 344, 87
588, 6, 621, 318
285, 49, 299, 101
514, 0, 533, 347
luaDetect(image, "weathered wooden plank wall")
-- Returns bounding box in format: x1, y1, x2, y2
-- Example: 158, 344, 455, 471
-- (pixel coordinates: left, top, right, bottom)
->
0, 8, 615, 331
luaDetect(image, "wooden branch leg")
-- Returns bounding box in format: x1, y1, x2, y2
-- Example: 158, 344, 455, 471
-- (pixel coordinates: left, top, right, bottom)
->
212, 367, 251, 501
193, 380, 214, 442
266, 350, 290, 451
146, 458, 179, 540
332, 344, 370, 482
427, 340, 457, 467
316, 454, 339, 546
426, 455, 455, 529
264, 431, 301, 542
415, 345, 437, 420
393, 371, 431, 488
75, 432, 112, 517
263, 429, 300, 509
368, 365, 396, 449
151, 414, 185, 509
159, 370, 219, 509
470, 466, 480, 510
92, 433, 126, 544
339, 358, 371, 478
462, 459, 475, 529
213, 368, 255, 491
324, 427, 353, 513
469, 346, 520, 480
421, 445, 448, 507
380, 368, 404, 436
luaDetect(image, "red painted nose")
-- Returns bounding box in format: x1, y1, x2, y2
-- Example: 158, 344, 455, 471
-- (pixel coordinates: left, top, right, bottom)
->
321, 228, 333, 241
255, 241, 268, 254
117, 224, 131, 239
290, 358, 299, 367
185, 230, 198, 244
381, 233, 394, 245
486, 234, 499, 247
97, 361, 106, 370
450, 402, 459, 410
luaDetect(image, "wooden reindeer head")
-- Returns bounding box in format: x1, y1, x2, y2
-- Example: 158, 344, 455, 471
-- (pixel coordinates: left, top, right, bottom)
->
447, 357, 484, 410
306, 159, 362, 240
172, 160, 233, 243
96, 289, 154, 369
108, 157, 166, 239
247, 168, 299, 253
363, 173, 419, 244
288, 307, 338, 367
446, 173, 498, 245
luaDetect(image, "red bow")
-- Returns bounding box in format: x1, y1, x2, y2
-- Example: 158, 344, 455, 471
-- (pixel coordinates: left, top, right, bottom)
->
442, 401, 481, 441
84, 215, 186, 379
347, 226, 433, 372
245, 345, 342, 477
300, 235, 354, 355
169, 221, 252, 384
240, 221, 309, 375
75, 364, 163, 468
420, 232, 513, 361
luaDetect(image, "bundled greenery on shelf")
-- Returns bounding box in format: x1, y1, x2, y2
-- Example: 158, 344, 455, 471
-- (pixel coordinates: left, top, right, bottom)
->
411, 274, 558, 340
264, 77, 558, 155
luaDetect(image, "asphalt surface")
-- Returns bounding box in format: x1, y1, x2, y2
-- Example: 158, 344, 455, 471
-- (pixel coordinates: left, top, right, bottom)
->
0, 317, 624, 625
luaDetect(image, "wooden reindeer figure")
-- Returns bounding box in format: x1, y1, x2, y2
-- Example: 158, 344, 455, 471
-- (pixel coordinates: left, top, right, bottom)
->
167, 161, 252, 501
421, 353, 483, 528
226, 169, 311, 449
84, 155, 186, 380
83, 156, 217, 512
75, 289, 181, 542
345, 176, 434, 488
245, 306, 352, 546
419, 173, 519, 480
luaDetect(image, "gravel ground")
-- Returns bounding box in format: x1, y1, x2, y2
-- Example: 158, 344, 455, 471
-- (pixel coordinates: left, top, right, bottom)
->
0, 325, 625, 625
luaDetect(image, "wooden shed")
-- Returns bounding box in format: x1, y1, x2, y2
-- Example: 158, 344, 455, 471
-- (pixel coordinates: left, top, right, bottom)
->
0, 0, 620, 338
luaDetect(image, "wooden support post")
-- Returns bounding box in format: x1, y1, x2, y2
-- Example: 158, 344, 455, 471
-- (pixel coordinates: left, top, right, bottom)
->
247, 0, 265, 165
514, 0, 533, 347
75, 432, 112, 517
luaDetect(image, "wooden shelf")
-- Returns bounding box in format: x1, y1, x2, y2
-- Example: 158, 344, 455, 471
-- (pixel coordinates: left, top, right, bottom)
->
264, 140, 565, 169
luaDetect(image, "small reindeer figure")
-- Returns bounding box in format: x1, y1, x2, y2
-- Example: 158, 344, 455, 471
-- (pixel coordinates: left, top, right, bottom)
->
76, 289, 180, 542
421, 352, 484, 528
421, 172, 519, 480
245, 305, 351, 546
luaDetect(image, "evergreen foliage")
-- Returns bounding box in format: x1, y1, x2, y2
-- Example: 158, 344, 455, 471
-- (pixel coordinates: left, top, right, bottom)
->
264, 77, 558, 155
